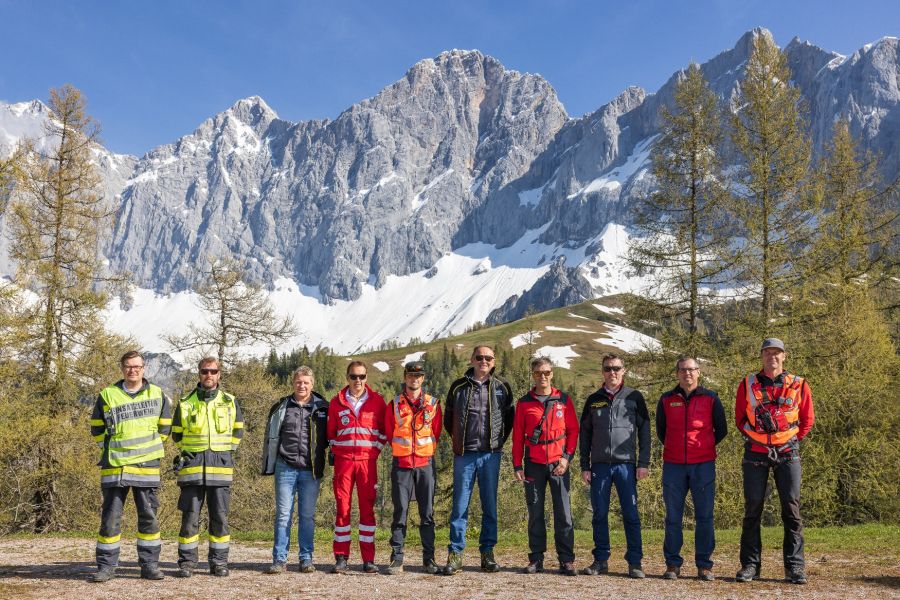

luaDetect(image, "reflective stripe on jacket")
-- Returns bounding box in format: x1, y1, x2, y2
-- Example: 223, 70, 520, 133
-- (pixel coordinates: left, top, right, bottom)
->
327, 386, 386, 460
390, 393, 439, 458
742, 373, 802, 446
171, 387, 244, 486
91, 380, 172, 487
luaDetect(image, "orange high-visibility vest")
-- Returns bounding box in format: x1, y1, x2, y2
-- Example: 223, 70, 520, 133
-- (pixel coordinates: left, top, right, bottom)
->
390, 393, 438, 458
742, 373, 803, 446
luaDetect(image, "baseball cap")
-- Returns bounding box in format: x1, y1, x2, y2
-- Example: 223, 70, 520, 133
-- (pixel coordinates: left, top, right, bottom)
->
404, 360, 426, 375
760, 338, 785, 352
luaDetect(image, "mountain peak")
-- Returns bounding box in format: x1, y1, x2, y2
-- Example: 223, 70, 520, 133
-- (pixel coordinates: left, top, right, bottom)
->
226, 95, 278, 122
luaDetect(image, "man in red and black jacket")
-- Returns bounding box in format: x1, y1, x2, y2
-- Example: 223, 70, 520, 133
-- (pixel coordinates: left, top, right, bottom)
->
656, 356, 727, 582
734, 338, 814, 585
512, 357, 580, 576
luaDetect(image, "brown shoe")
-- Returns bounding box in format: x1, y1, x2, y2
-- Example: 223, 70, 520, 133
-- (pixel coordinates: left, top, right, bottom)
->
663, 565, 680, 580
698, 567, 715, 581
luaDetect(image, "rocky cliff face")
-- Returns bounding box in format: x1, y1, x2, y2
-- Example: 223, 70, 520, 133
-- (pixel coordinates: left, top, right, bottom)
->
2, 30, 898, 317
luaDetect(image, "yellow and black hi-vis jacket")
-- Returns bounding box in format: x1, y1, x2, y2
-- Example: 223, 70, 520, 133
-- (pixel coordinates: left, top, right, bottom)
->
90, 379, 172, 488
171, 385, 244, 487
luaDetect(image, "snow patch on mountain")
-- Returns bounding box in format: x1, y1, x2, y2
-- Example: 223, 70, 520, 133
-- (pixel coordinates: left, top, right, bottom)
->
533, 345, 579, 368
594, 323, 660, 353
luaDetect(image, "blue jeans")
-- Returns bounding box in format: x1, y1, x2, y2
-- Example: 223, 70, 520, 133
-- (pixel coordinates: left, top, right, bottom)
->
273, 458, 321, 563
662, 460, 716, 569
589, 463, 642, 565
448, 451, 501, 554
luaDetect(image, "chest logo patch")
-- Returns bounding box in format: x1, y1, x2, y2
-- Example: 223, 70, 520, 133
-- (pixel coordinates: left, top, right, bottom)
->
340, 416, 350, 426
670, 402, 684, 407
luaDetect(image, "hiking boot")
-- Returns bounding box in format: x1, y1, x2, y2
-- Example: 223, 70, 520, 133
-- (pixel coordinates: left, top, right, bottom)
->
173, 562, 196, 578
735, 564, 759, 582
480, 550, 500, 573
299, 559, 316, 573
140, 564, 165, 580
422, 557, 440, 574
663, 565, 680, 580
88, 567, 116, 583
264, 562, 285, 574
785, 567, 807, 584
443, 551, 463, 575
580, 560, 608, 575
521, 559, 544, 574
382, 557, 403, 575
331, 555, 349, 574
210, 564, 229, 577
698, 567, 715, 581
628, 563, 646, 579
559, 561, 577, 576
362, 561, 378, 574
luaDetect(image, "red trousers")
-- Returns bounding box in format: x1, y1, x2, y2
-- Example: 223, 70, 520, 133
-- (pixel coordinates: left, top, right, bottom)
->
332, 456, 378, 561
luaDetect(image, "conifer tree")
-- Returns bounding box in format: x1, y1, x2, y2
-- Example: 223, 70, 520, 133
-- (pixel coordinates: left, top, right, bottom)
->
7, 85, 124, 400
730, 33, 813, 326
165, 256, 296, 367
629, 62, 732, 351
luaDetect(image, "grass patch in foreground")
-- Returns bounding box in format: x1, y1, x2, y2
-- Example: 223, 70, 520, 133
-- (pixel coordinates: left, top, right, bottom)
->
5, 524, 896, 556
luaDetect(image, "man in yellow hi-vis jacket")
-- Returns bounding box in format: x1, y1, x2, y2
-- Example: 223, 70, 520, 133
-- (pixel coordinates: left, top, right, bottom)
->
89, 350, 172, 583
171, 357, 244, 578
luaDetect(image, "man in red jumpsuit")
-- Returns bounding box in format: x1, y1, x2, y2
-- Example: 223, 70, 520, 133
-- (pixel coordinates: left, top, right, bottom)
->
327, 360, 387, 574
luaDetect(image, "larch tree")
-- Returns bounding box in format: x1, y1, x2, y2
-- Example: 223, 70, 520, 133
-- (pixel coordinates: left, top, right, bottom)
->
7, 85, 124, 401
165, 256, 297, 368
629, 62, 732, 352
730, 33, 813, 327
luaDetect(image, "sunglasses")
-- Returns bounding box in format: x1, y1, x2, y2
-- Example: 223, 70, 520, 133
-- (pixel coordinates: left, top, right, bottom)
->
532, 370, 552, 377
348, 374, 367, 381
602, 366, 623, 373
474, 355, 495, 362
200, 368, 219, 375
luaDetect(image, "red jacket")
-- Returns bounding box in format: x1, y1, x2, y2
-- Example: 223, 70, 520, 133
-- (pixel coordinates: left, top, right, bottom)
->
512, 388, 579, 469
657, 386, 727, 464
735, 371, 814, 454
384, 391, 442, 469
327, 386, 387, 460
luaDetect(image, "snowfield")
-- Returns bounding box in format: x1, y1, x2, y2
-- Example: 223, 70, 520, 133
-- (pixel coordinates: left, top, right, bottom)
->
104, 221, 651, 362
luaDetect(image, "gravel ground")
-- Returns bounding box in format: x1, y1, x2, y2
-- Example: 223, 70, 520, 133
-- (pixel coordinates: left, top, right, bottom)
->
0, 537, 897, 600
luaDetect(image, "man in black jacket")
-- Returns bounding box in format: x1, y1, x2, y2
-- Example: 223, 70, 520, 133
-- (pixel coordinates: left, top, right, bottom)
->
579, 353, 651, 578
441, 345, 514, 575
260, 366, 329, 574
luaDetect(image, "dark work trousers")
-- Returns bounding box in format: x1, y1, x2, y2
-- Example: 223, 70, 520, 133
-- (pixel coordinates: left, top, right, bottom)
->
740, 451, 804, 572
389, 458, 436, 561
177, 485, 232, 567
523, 457, 575, 564
96, 486, 161, 569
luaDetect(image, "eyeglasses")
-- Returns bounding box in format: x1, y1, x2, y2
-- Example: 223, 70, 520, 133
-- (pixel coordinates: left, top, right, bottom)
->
474, 355, 495, 362
677, 367, 700, 373
199, 368, 219, 375
123, 365, 144, 371
348, 374, 367, 381
532, 370, 552, 377
602, 366, 623, 373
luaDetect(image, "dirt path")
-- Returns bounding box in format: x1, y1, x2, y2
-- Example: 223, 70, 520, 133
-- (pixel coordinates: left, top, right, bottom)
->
0, 537, 897, 599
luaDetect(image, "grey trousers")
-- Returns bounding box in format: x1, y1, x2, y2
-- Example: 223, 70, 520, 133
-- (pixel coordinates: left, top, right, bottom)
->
177, 485, 231, 567
389, 458, 436, 561
96, 486, 161, 569
523, 457, 575, 564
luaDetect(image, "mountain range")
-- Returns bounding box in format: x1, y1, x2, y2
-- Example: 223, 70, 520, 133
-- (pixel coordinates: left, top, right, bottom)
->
1, 28, 897, 355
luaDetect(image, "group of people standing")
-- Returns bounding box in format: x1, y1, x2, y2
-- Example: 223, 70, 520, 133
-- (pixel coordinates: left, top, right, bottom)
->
89, 337, 814, 585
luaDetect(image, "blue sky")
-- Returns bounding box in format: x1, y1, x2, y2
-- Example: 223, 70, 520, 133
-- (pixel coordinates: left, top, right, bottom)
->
1, 0, 896, 156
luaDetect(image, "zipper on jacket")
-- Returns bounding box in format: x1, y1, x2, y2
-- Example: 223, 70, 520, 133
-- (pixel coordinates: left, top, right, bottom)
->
683, 392, 689, 465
